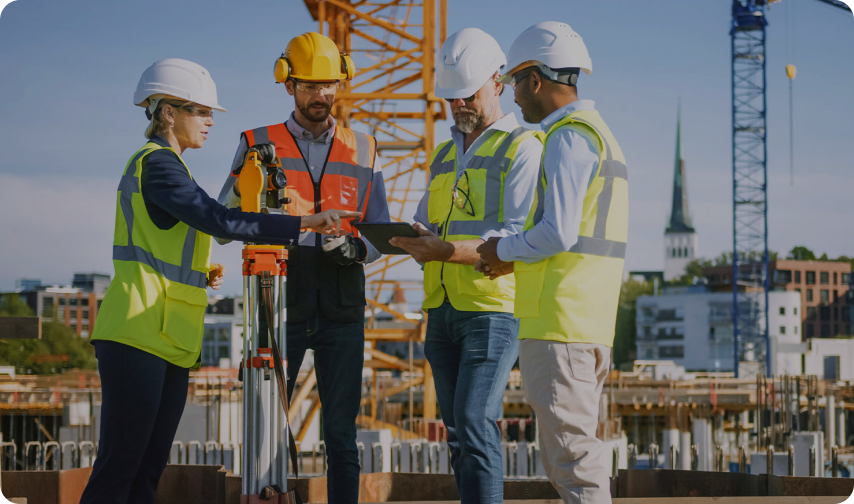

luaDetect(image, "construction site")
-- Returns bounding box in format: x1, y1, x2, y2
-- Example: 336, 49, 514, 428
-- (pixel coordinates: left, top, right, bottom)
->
1, 0, 853, 503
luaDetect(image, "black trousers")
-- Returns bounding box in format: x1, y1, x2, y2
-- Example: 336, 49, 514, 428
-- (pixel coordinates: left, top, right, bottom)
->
79, 341, 189, 504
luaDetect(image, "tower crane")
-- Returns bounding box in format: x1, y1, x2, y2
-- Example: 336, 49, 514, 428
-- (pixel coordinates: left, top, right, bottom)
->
729, 0, 851, 377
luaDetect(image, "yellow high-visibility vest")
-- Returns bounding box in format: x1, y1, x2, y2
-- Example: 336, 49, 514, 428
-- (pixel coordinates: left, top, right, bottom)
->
92, 142, 212, 368
514, 109, 627, 346
423, 127, 542, 313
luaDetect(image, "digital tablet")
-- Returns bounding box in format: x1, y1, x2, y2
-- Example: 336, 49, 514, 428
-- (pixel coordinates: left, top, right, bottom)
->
353, 222, 420, 255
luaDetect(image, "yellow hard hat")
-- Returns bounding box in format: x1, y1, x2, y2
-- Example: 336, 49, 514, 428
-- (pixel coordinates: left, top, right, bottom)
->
274, 32, 355, 82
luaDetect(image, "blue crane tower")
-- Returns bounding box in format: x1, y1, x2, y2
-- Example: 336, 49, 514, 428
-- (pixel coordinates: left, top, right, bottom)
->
730, 0, 769, 378
729, 0, 851, 377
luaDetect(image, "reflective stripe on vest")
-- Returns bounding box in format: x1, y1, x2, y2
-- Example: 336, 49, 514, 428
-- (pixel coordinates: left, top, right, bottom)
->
92, 142, 213, 368
113, 150, 207, 288
423, 126, 541, 313
244, 124, 375, 246
515, 110, 627, 346
531, 115, 628, 259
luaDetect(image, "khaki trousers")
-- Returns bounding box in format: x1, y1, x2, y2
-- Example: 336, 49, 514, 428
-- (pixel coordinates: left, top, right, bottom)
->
519, 339, 612, 504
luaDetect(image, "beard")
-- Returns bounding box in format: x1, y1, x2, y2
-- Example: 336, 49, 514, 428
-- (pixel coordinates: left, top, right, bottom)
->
454, 109, 484, 134
454, 98, 494, 134
297, 99, 331, 123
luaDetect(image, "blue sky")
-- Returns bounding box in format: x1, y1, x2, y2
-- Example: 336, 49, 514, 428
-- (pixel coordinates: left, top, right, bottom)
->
0, 0, 852, 297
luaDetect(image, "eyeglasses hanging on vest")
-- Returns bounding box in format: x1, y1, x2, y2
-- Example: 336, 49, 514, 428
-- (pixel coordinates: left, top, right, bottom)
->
452, 171, 475, 216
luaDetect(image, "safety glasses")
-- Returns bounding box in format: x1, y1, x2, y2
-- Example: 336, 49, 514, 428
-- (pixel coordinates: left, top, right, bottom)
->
445, 94, 476, 104
165, 101, 214, 118
293, 80, 340, 95
509, 67, 537, 90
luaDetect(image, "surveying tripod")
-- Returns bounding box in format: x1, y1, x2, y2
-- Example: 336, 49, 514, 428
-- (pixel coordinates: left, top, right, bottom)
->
234, 144, 300, 503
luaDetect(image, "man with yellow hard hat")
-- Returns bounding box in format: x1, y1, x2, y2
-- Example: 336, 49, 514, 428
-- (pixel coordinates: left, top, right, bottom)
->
218, 32, 389, 503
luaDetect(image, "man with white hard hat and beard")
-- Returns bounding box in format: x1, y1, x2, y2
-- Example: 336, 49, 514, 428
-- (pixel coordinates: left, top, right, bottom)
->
477, 22, 628, 504
391, 27, 543, 504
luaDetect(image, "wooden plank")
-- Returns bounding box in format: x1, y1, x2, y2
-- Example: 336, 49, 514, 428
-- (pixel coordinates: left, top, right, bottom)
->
0, 317, 41, 339
57, 468, 92, 504
766, 474, 854, 496
155, 464, 228, 504
1, 471, 58, 504
363, 499, 846, 504
617, 469, 762, 498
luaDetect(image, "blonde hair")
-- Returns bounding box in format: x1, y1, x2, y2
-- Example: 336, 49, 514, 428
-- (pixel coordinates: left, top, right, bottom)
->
143, 98, 188, 139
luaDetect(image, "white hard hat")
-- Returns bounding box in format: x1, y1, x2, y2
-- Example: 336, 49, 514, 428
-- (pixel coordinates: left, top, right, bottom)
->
498, 22, 592, 84
134, 58, 227, 116
435, 28, 506, 100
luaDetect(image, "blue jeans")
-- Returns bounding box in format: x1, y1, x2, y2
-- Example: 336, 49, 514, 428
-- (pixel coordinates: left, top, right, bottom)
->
80, 341, 189, 504
286, 314, 364, 504
424, 301, 519, 504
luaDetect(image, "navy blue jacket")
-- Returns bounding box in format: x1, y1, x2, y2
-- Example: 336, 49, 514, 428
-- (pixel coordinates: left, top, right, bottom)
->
140, 136, 300, 244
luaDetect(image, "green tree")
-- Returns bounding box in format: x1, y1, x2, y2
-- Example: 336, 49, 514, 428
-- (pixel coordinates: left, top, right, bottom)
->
613, 278, 654, 369
671, 258, 713, 286
833, 255, 854, 270
788, 246, 816, 261
0, 294, 96, 375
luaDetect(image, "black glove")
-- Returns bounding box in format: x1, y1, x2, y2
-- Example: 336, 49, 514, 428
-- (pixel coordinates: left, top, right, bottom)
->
322, 235, 367, 266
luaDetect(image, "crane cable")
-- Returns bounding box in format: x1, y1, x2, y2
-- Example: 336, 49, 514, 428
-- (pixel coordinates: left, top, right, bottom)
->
785, 0, 797, 186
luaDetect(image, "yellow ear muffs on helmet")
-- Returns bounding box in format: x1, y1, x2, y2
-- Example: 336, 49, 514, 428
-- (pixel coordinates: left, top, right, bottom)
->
274, 54, 291, 83
340, 53, 355, 80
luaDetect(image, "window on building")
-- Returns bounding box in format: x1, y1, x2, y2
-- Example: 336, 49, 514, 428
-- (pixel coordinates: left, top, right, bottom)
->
644, 349, 655, 359
807, 289, 813, 302
833, 307, 838, 319
776, 270, 792, 284
795, 271, 801, 283
779, 307, 785, 315
684, 247, 688, 257
779, 326, 786, 335
843, 273, 851, 285
59, 298, 66, 306
643, 326, 652, 336
807, 271, 816, 285
821, 290, 829, 304
820, 272, 829, 285
69, 298, 77, 306
834, 324, 839, 335
807, 324, 814, 337
807, 307, 816, 320
81, 298, 89, 306
659, 346, 685, 359
677, 248, 682, 258
821, 324, 830, 338
820, 306, 830, 320
834, 291, 839, 302
658, 328, 666, 337
794, 325, 798, 335
842, 310, 850, 323
794, 307, 798, 315
834, 272, 838, 285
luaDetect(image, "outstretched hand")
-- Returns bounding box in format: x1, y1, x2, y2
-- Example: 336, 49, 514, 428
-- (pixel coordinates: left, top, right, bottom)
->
301, 209, 362, 236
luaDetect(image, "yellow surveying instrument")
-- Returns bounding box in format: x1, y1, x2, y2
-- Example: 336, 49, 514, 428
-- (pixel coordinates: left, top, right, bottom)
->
234, 142, 301, 504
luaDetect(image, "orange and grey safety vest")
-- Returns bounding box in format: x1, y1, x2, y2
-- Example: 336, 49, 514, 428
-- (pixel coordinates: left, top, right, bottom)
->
242, 123, 376, 323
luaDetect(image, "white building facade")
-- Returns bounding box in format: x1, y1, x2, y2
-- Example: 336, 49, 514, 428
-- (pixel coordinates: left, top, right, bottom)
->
636, 288, 801, 373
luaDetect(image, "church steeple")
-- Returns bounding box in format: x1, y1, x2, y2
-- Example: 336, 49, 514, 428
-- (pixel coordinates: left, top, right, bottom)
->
666, 103, 694, 234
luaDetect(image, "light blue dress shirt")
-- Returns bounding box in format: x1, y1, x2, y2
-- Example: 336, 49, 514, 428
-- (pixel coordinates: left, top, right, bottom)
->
496, 100, 601, 264
216, 113, 390, 263
412, 113, 543, 241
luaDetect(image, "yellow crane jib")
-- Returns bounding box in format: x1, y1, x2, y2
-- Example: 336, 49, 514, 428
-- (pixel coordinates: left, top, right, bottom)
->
233, 142, 290, 215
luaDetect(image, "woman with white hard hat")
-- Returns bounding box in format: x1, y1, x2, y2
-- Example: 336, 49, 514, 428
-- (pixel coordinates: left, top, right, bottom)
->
79, 58, 358, 504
